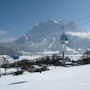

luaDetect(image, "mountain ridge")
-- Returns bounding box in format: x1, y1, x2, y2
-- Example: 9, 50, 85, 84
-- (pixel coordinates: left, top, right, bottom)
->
0, 19, 89, 54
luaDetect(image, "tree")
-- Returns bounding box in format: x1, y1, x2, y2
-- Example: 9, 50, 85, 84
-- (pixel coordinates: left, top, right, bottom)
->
2, 57, 9, 75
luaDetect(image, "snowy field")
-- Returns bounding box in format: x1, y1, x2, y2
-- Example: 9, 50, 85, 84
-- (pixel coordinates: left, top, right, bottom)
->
0, 65, 90, 90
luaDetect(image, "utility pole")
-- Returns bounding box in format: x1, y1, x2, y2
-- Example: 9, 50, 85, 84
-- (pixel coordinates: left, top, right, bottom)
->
60, 26, 69, 59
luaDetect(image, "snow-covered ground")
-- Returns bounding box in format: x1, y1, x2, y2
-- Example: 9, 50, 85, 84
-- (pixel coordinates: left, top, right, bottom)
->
0, 65, 90, 90
19, 55, 43, 60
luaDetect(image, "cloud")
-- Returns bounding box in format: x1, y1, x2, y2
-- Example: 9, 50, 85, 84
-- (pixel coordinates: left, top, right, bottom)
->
0, 38, 16, 43
67, 32, 90, 39
0, 30, 8, 35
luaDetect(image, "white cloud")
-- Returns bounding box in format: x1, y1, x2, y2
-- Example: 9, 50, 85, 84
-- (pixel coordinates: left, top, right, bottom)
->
0, 30, 8, 35
0, 38, 16, 43
67, 32, 90, 39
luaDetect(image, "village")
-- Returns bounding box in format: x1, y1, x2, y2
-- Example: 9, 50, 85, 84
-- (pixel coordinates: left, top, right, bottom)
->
0, 48, 90, 76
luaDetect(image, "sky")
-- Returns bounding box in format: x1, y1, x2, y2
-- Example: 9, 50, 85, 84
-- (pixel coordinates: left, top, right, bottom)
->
0, 0, 90, 42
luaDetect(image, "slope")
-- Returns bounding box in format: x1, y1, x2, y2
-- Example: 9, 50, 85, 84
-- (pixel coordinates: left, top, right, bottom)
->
0, 65, 90, 90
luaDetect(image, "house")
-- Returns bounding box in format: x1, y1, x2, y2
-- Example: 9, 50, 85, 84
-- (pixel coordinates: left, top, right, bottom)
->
21, 65, 49, 72
59, 57, 72, 66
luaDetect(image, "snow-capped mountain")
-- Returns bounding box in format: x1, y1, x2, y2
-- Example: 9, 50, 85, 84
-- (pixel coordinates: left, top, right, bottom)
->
13, 19, 90, 54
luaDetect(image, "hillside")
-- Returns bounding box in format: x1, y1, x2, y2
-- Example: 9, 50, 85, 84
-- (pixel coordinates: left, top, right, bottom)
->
0, 46, 17, 56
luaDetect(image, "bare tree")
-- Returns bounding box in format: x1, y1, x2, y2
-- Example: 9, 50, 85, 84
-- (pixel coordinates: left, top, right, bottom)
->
2, 57, 9, 75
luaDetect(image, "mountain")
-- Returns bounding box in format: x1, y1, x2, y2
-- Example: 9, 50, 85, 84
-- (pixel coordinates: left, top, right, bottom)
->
0, 46, 17, 56
12, 19, 90, 54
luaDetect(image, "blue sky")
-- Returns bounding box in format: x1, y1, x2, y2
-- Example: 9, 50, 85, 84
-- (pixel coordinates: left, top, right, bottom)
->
0, 0, 90, 42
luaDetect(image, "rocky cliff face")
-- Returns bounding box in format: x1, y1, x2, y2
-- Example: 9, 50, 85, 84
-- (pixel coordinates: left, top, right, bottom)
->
12, 19, 90, 54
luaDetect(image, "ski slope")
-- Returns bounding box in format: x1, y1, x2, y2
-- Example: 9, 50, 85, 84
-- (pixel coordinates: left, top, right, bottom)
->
0, 65, 90, 90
